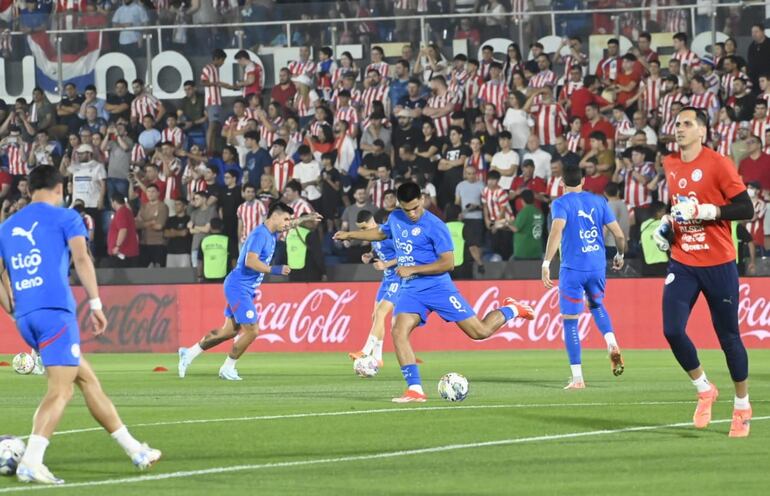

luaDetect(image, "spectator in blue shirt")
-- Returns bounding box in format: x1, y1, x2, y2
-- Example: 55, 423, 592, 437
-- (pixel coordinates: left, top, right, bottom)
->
210, 145, 242, 186
19, 0, 48, 34
389, 60, 411, 110
242, 131, 271, 188
138, 114, 161, 153
112, 0, 150, 57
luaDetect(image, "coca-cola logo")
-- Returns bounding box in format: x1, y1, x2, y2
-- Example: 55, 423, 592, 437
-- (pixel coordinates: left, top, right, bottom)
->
472, 286, 591, 343
254, 289, 357, 344
80, 292, 176, 350
738, 283, 770, 341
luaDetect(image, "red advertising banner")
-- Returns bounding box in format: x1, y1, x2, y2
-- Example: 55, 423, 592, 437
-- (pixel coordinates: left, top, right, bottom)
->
1, 279, 769, 353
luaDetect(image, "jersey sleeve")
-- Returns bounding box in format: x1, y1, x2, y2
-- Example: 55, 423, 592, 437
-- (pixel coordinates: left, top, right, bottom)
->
63, 208, 88, 241
719, 153, 747, 200
247, 230, 267, 256
379, 216, 393, 239
551, 198, 567, 220
431, 219, 454, 254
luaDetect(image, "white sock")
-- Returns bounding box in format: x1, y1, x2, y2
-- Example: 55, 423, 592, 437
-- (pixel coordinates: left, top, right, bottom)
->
603, 332, 618, 349
361, 335, 377, 355
734, 394, 750, 410
188, 343, 204, 361
110, 425, 143, 457
570, 364, 583, 381
691, 373, 711, 393
223, 356, 238, 370
408, 384, 424, 394
21, 435, 49, 466
373, 340, 384, 361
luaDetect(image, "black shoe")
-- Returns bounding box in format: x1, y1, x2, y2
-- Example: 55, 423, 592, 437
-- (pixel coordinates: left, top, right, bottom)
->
478, 264, 486, 274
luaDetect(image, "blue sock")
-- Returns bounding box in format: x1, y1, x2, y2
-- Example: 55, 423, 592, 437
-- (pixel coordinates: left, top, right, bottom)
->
590, 303, 614, 335
400, 364, 422, 387
564, 318, 581, 365
499, 306, 515, 322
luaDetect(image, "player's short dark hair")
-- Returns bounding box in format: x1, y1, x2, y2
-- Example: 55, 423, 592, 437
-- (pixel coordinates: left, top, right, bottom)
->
284, 180, 302, 194
297, 144, 311, 156
608, 38, 619, 46
584, 75, 598, 87
482, 44, 493, 52
111, 193, 127, 205
268, 201, 294, 217
562, 164, 583, 187
639, 31, 651, 41
677, 106, 709, 128
374, 209, 390, 225
467, 58, 480, 68
244, 130, 259, 141
321, 152, 336, 162
207, 164, 219, 175
453, 53, 468, 62
622, 53, 637, 62
396, 182, 422, 203
673, 32, 688, 44
242, 183, 256, 193
520, 189, 535, 204
487, 170, 501, 181
210, 217, 223, 231
320, 46, 333, 58
650, 201, 667, 215
384, 189, 396, 197
28, 165, 63, 193
212, 48, 227, 60
356, 210, 374, 224
498, 130, 512, 140
589, 131, 607, 144
234, 49, 250, 60
146, 183, 159, 191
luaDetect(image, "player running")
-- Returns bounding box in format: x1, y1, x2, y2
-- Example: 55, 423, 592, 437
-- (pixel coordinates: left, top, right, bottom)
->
348, 210, 400, 367
178, 203, 321, 380
541, 164, 627, 390
0, 166, 160, 485
334, 183, 535, 403
654, 107, 754, 437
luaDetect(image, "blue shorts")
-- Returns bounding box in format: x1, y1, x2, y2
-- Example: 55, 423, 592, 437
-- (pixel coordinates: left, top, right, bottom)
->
223, 286, 258, 325
16, 309, 81, 367
558, 267, 606, 315
394, 282, 475, 326
375, 278, 401, 304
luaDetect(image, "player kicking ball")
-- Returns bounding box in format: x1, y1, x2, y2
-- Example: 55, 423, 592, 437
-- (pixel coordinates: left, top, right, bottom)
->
348, 210, 399, 367
541, 165, 627, 389
334, 183, 535, 403
178, 203, 321, 380
0, 167, 160, 485
654, 107, 754, 437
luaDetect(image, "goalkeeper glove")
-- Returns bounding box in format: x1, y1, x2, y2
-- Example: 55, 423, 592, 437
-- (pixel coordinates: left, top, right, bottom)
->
671, 195, 718, 222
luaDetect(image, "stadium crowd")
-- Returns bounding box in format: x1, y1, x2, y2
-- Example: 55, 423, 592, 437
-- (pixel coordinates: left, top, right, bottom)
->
1, 1, 770, 281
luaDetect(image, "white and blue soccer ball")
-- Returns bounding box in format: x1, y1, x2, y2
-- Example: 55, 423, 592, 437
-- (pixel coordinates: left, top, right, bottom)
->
353, 355, 379, 378
438, 373, 469, 402
0, 436, 26, 476
12, 353, 35, 375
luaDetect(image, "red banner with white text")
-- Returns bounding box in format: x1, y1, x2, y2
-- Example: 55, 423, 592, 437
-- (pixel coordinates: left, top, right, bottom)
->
1, 279, 770, 353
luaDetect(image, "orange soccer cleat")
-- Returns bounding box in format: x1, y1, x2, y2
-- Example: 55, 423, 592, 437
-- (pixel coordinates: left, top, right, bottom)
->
693, 384, 719, 429
391, 389, 428, 403
609, 346, 625, 377
502, 297, 535, 320
728, 407, 752, 438
348, 351, 365, 361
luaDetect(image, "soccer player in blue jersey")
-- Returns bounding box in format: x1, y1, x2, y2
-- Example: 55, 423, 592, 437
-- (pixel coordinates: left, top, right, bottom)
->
348, 210, 400, 367
334, 183, 535, 403
178, 203, 321, 380
541, 164, 627, 389
0, 167, 160, 485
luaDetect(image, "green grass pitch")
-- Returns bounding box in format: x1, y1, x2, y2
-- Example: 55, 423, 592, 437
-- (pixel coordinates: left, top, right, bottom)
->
1, 350, 769, 495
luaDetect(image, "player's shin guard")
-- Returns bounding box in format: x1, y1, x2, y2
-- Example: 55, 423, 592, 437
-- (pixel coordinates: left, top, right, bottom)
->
589, 303, 613, 335
401, 364, 422, 389
564, 318, 581, 366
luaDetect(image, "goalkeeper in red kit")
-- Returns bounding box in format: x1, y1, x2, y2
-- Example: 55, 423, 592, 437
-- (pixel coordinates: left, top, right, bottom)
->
653, 107, 755, 437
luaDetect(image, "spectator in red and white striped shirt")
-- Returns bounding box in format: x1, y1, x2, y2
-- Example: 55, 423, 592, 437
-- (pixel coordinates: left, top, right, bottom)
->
481, 170, 513, 260
640, 60, 663, 117
612, 146, 655, 209
689, 75, 720, 123
477, 62, 508, 118
750, 100, 770, 147
553, 36, 588, 81
423, 76, 457, 138
366, 45, 390, 81
130, 78, 164, 126
528, 54, 557, 104
672, 32, 700, 75
161, 114, 185, 152
0, 127, 29, 178
360, 69, 390, 119
200, 49, 235, 154
288, 46, 318, 80
525, 88, 567, 148
546, 159, 565, 201
368, 165, 396, 209
558, 65, 584, 113
270, 139, 295, 193
235, 50, 264, 99
236, 183, 267, 246
713, 106, 739, 156
596, 38, 621, 85
658, 75, 689, 126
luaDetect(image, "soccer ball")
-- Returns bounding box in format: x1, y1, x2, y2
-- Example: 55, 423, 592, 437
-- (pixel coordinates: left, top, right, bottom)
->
0, 436, 25, 476
12, 353, 35, 375
438, 373, 469, 402
353, 355, 379, 378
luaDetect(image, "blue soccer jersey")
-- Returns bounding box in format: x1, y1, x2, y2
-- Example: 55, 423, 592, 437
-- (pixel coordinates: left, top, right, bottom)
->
551, 192, 616, 272
0, 203, 86, 318
225, 224, 277, 294
372, 238, 397, 280
379, 209, 454, 290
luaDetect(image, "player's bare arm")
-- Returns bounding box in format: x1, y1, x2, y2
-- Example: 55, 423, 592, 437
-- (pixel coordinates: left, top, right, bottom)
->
605, 220, 626, 270
69, 236, 107, 336
333, 228, 387, 242
396, 251, 454, 279
245, 252, 290, 276
541, 218, 566, 289
0, 259, 14, 316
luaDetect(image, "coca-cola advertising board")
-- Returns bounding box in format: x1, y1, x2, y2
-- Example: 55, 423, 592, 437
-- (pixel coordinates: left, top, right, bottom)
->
1, 279, 769, 353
